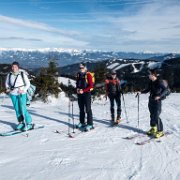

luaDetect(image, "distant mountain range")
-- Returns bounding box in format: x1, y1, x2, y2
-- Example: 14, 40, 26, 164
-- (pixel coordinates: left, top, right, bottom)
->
0, 48, 180, 92
59, 57, 180, 91
1, 48, 179, 69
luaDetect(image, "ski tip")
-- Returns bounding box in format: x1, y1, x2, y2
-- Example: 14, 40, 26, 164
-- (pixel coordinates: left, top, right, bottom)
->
68, 134, 74, 138
24, 133, 29, 137
135, 142, 143, 145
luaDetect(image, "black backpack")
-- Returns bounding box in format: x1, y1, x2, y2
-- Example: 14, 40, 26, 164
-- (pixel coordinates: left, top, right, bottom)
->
161, 80, 171, 100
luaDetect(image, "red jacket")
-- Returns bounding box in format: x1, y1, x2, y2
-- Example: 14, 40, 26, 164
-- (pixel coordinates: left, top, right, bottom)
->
105, 78, 120, 96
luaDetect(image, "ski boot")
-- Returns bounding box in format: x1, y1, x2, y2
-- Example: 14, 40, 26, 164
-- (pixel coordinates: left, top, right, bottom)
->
84, 125, 94, 132
114, 115, 121, 125
16, 123, 25, 131
76, 123, 86, 129
154, 131, 164, 138
22, 124, 34, 131
147, 126, 157, 136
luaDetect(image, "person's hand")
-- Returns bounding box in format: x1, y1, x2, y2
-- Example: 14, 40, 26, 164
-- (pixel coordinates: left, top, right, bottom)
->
18, 89, 24, 94
79, 89, 83, 94
6, 89, 10, 94
155, 96, 160, 100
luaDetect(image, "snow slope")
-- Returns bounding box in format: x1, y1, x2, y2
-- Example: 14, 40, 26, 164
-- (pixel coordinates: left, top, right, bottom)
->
0, 93, 180, 180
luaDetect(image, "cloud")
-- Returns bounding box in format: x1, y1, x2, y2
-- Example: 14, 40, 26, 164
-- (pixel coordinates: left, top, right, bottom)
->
0, 14, 88, 49
0, 36, 42, 41
0, 0, 180, 52
0, 15, 79, 36
87, 0, 180, 51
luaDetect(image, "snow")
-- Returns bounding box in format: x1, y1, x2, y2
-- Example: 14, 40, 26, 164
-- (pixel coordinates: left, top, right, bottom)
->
58, 77, 76, 87
0, 93, 180, 180
148, 62, 162, 70
107, 63, 120, 69
114, 64, 130, 71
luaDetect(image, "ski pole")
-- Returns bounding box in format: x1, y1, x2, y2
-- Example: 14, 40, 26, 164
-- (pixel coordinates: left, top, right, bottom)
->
19, 94, 28, 137
68, 94, 71, 135
122, 92, 129, 123
137, 94, 140, 128
67, 79, 73, 138
135, 93, 140, 128
72, 100, 75, 133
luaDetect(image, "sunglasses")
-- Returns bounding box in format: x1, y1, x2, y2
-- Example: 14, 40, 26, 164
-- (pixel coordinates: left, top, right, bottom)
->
79, 67, 85, 69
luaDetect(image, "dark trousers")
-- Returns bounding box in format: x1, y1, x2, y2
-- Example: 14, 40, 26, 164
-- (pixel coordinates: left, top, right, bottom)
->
78, 92, 93, 125
108, 93, 121, 120
148, 98, 163, 131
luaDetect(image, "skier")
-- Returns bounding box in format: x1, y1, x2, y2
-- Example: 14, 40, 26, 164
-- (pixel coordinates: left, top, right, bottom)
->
76, 63, 94, 131
138, 69, 168, 138
5, 61, 33, 131
105, 70, 122, 125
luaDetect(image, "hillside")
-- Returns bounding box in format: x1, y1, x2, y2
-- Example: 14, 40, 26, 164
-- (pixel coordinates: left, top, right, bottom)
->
0, 93, 180, 180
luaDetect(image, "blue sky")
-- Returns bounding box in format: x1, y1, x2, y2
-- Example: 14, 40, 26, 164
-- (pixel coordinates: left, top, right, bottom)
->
0, 0, 180, 52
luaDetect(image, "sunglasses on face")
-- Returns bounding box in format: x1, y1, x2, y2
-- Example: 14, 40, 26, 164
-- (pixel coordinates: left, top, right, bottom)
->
79, 67, 85, 69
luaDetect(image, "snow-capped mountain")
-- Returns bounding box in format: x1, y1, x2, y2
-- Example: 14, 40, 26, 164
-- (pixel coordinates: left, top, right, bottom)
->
0, 48, 165, 68
149, 53, 180, 61
59, 56, 180, 91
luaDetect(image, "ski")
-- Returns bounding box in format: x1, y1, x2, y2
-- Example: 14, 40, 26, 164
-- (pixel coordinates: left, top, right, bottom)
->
54, 129, 83, 138
54, 126, 95, 138
123, 133, 146, 140
135, 136, 154, 145
135, 131, 172, 145
0, 124, 44, 137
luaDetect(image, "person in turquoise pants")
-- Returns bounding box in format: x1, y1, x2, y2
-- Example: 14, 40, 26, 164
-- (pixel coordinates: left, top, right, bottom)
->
5, 61, 33, 131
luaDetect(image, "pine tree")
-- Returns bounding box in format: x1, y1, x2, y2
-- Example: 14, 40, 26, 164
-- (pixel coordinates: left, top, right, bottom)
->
33, 60, 61, 102
93, 64, 107, 96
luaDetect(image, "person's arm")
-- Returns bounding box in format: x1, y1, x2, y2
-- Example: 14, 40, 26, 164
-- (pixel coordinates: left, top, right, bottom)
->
83, 73, 93, 93
5, 73, 10, 90
159, 81, 168, 99
141, 82, 151, 94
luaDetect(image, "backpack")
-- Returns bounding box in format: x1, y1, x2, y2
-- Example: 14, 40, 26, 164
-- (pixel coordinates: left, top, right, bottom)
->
9, 71, 36, 105
161, 80, 171, 100
85, 72, 95, 92
20, 72, 36, 105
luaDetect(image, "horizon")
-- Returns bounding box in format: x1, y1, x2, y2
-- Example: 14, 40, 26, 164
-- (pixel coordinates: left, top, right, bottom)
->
0, 0, 180, 52
0, 47, 178, 54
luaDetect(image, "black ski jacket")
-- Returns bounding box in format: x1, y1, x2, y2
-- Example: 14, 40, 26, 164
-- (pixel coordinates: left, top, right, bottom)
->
141, 78, 167, 100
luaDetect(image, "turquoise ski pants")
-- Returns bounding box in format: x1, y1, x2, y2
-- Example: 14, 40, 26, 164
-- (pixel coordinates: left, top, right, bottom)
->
10, 94, 32, 124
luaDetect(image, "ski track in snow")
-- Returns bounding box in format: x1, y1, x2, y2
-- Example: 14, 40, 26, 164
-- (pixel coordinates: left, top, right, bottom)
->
0, 93, 180, 180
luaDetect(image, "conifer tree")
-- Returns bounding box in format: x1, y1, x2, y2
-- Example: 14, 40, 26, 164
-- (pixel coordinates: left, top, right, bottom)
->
33, 60, 61, 102
93, 64, 107, 96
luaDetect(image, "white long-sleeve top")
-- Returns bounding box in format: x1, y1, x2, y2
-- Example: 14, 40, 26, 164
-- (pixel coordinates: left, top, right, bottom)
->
5, 71, 30, 95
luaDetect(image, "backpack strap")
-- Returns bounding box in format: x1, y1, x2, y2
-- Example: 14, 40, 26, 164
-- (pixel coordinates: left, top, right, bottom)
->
20, 71, 26, 86
9, 72, 19, 90
8, 72, 12, 87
